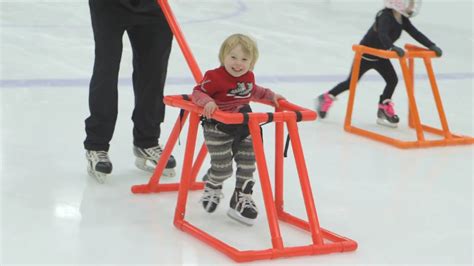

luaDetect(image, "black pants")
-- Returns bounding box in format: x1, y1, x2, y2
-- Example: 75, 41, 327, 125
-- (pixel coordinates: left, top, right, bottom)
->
84, 0, 173, 151
329, 57, 398, 104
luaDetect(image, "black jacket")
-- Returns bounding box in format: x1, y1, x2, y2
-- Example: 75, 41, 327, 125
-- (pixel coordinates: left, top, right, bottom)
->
118, 0, 163, 15
360, 8, 434, 58
89, 0, 164, 25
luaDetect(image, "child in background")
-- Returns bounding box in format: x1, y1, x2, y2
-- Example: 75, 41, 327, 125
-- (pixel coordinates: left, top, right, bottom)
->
192, 33, 285, 225
316, 0, 442, 127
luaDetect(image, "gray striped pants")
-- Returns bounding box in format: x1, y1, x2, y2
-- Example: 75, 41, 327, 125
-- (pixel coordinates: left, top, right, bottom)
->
202, 122, 256, 189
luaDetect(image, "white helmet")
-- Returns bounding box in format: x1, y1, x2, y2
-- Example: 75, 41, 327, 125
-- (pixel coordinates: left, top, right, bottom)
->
384, 0, 422, 18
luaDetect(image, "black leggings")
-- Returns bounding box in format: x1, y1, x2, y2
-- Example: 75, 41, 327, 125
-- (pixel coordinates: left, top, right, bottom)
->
329, 58, 398, 104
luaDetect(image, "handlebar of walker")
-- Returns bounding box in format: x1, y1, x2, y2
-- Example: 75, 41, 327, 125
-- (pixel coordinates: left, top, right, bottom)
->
163, 95, 317, 124
352, 44, 438, 59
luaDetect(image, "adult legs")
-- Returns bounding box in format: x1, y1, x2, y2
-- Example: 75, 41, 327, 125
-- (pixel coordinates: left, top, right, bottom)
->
127, 17, 173, 149
84, 1, 125, 151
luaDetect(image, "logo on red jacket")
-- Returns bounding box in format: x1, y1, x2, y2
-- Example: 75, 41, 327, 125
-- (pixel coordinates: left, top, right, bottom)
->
227, 82, 252, 98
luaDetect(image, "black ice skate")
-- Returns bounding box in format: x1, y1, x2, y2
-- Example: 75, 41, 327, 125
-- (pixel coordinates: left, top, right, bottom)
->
377, 99, 400, 128
199, 180, 224, 213
227, 179, 258, 226
86, 150, 112, 184
315, 93, 335, 119
133, 145, 177, 177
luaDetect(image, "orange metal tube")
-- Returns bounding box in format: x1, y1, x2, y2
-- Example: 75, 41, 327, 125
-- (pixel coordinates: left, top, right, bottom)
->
278, 210, 356, 243
165, 95, 316, 124
181, 216, 357, 261
132, 183, 203, 193
404, 43, 428, 51
347, 126, 414, 148
173, 112, 200, 227
286, 119, 324, 245
406, 50, 437, 58
248, 119, 284, 250
408, 57, 415, 128
399, 58, 425, 141
180, 217, 356, 262
404, 44, 437, 58
150, 110, 188, 187
253, 98, 316, 113
344, 53, 363, 130
422, 57, 453, 139
352, 45, 399, 59
157, 0, 202, 82
274, 108, 284, 213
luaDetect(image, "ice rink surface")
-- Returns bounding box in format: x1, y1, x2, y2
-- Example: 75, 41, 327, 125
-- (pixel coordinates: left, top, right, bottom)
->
1, 0, 473, 265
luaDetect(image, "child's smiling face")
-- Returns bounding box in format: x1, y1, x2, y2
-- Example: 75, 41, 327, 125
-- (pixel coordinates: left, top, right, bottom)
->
223, 44, 252, 77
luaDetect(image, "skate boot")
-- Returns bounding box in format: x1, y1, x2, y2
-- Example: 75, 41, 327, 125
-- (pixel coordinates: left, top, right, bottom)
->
227, 179, 258, 226
199, 180, 224, 213
133, 145, 177, 177
377, 99, 400, 128
86, 150, 112, 184
315, 92, 335, 119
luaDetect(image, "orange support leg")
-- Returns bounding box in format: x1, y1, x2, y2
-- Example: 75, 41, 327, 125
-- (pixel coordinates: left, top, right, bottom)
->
248, 118, 284, 250
286, 118, 323, 245
274, 113, 284, 213
174, 112, 201, 227
158, 0, 202, 81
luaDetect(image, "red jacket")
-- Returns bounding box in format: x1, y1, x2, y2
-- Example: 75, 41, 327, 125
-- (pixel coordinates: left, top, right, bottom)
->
192, 66, 275, 113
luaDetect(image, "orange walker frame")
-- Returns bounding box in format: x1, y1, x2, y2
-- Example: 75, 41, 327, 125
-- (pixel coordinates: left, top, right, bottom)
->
344, 44, 474, 148
131, 0, 357, 262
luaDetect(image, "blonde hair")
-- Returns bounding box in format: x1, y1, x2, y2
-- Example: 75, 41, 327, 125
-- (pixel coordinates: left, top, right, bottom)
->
218, 34, 259, 70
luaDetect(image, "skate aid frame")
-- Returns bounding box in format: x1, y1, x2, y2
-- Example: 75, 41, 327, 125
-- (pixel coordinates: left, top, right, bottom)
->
160, 95, 357, 262
344, 44, 474, 148
131, 0, 357, 262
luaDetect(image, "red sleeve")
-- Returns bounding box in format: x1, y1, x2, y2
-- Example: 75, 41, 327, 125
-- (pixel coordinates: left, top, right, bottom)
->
191, 71, 215, 107
252, 84, 275, 101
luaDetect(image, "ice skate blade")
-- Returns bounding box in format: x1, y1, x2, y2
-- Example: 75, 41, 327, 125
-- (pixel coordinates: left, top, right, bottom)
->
376, 118, 398, 128
135, 158, 176, 177
87, 167, 107, 184
227, 209, 255, 226
162, 168, 176, 177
